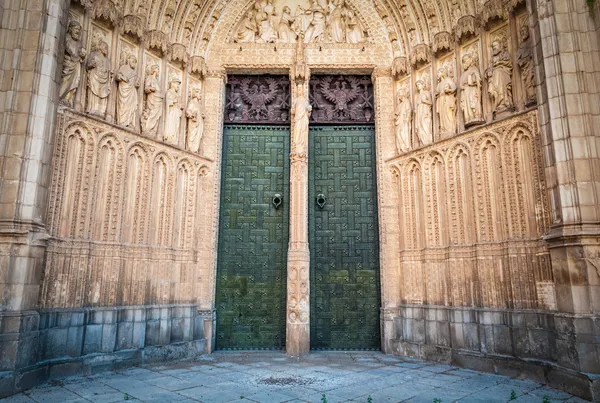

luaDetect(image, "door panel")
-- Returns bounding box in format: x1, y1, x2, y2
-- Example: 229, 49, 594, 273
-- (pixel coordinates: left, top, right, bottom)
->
309, 126, 381, 350
216, 125, 289, 350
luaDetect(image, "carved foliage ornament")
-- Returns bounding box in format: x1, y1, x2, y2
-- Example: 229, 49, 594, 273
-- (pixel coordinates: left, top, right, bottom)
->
454, 15, 478, 42
225, 75, 291, 124
392, 57, 409, 79
433, 31, 454, 55
411, 43, 431, 66
91, 0, 120, 25
120, 14, 144, 41
309, 75, 373, 124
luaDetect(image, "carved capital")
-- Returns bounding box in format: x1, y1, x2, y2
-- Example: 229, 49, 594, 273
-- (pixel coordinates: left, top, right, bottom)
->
432, 31, 454, 55
205, 68, 227, 81
392, 57, 410, 79
120, 14, 144, 41
410, 43, 431, 66
190, 56, 207, 79
481, 0, 507, 27
91, 0, 120, 26
73, 0, 93, 10
454, 15, 478, 42
145, 30, 169, 56
169, 43, 189, 66
372, 67, 392, 80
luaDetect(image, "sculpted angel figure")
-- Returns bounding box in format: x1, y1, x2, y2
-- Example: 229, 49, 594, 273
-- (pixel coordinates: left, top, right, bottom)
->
436, 66, 457, 137
460, 51, 484, 127
86, 39, 112, 117
415, 79, 433, 146
395, 86, 412, 154
186, 87, 204, 154
486, 37, 514, 114
164, 76, 183, 145
517, 21, 536, 106
141, 63, 163, 136
304, 0, 327, 43
59, 20, 86, 107
278, 6, 297, 43
116, 54, 140, 128
292, 84, 312, 155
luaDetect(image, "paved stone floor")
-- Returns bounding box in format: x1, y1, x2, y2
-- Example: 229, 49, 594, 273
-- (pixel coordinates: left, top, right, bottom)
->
1, 352, 587, 403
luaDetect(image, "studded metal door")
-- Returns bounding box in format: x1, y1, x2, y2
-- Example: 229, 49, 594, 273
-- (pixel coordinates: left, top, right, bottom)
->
216, 125, 289, 350
309, 126, 381, 350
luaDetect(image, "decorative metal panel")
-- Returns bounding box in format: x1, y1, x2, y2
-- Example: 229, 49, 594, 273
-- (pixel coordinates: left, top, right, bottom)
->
309, 75, 374, 124
225, 75, 291, 124
309, 126, 381, 350
216, 125, 289, 350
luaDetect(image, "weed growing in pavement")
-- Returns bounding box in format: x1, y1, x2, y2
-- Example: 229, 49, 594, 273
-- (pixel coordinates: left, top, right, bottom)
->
321, 393, 328, 403
542, 396, 551, 403
367, 395, 372, 403
433, 399, 442, 403
124, 393, 130, 400
510, 390, 517, 400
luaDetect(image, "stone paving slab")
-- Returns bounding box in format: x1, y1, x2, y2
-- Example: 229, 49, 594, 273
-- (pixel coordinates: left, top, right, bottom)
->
0, 352, 587, 403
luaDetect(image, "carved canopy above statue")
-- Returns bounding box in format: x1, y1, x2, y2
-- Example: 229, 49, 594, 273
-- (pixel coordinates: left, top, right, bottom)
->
309, 75, 374, 124
225, 75, 291, 124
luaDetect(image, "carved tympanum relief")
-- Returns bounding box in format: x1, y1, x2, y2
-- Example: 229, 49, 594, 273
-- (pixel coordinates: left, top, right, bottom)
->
415, 75, 433, 146
436, 64, 457, 138
141, 63, 163, 136
164, 75, 183, 145
86, 36, 112, 117
517, 17, 536, 106
395, 85, 412, 154
486, 32, 514, 115
234, 0, 366, 44
309, 75, 373, 124
225, 76, 291, 124
186, 86, 205, 154
116, 52, 140, 128
460, 48, 484, 127
59, 20, 87, 107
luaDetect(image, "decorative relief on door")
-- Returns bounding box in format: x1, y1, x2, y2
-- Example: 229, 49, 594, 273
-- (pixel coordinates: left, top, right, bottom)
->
309, 75, 374, 124
225, 75, 291, 124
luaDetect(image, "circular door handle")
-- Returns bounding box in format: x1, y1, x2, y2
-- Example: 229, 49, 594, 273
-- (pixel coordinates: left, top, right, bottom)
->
272, 194, 282, 209
316, 194, 326, 209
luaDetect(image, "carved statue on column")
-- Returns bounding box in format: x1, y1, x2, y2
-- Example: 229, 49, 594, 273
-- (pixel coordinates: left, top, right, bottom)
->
395, 86, 412, 154
328, 0, 347, 43
517, 20, 536, 106
186, 86, 204, 154
164, 76, 183, 145
116, 53, 140, 128
304, 0, 327, 43
415, 78, 433, 146
278, 6, 297, 43
141, 63, 163, 136
292, 84, 312, 155
486, 36, 514, 114
85, 39, 112, 117
59, 21, 86, 107
436, 66, 457, 138
460, 51, 484, 127
236, 10, 258, 43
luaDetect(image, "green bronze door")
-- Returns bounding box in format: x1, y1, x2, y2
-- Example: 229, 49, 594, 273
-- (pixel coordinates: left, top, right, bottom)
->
309, 126, 381, 350
216, 125, 289, 350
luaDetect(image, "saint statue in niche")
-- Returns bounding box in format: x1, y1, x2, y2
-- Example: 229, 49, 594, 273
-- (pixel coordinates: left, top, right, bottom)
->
116, 53, 140, 128
59, 20, 86, 107
486, 36, 514, 114
415, 78, 433, 146
292, 84, 312, 155
164, 76, 183, 145
395, 86, 412, 154
86, 38, 112, 117
186, 87, 205, 154
436, 66, 457, 138
459, 51, 484, 127
517, 20, 536, 106
141, 63, 163, 136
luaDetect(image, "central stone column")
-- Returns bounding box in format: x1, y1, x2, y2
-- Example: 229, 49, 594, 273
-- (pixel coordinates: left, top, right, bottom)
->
286, 41, 311, 356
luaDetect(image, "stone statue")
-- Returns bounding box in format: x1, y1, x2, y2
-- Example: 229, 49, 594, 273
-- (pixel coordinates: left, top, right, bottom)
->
292, 84, 312, 155
59, 20, 86, 107
486, 37, 514, 114
85, 39, 112, 117
304, 0, 327, 43
345, 10, 364, 43
460, 51, 484, 127
517, 20, 536, 106
256, 8, 277, 43
328, 0, 347, 43
236, 10, 258, 43
141, 63, 163, 136
164, 76, 183, 145
278, 6, 297, 43
186, 87, 204, 154
116, 54, 140, 128
395, 86, 412, 154
436, 66, 457, 138
415, 79, 433, 146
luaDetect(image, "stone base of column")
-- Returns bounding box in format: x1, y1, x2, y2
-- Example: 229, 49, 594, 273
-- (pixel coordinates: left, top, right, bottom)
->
286, 323, 310, 356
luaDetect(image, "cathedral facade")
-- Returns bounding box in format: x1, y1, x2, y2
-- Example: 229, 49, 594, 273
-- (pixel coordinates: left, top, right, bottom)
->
0, 0, 599, 399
